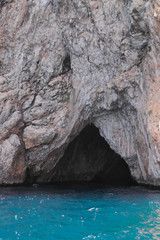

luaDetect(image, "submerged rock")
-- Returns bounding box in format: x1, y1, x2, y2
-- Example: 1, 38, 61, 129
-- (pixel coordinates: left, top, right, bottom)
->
0, 0, 160, 186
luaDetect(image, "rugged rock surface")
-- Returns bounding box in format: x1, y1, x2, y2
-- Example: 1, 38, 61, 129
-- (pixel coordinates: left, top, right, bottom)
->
0, 0, 160, 185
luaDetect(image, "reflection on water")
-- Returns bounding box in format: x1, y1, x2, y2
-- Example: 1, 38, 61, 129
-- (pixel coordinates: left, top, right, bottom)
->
0, 185, 160, 240
136, 201, 160, 240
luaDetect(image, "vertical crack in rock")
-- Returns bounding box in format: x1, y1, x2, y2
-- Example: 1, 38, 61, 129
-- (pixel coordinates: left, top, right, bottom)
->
62, 50, 71, 74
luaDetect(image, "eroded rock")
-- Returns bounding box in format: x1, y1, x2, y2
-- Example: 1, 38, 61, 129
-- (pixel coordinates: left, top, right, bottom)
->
0, 134, 26, 184
0, 0, 160, 185
23, 125, 57, 149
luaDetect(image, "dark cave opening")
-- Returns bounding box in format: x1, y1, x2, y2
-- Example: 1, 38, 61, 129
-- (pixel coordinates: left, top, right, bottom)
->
52, 124, 137, 186
62, 50, 71, 74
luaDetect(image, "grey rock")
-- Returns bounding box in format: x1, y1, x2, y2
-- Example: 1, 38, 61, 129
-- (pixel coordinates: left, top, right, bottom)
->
0, 0, 160, 186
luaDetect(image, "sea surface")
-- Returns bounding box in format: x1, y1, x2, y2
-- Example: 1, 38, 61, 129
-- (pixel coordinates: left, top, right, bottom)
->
0, 184, 160, 240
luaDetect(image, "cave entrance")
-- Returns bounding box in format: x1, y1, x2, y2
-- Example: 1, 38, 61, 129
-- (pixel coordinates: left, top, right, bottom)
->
52, 124, 136, 186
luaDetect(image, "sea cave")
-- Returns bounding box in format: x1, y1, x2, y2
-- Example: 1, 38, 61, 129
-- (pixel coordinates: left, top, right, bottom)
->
52, 124, 136, 186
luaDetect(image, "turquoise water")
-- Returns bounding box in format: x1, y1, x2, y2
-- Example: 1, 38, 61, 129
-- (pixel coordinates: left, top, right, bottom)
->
0, 184, 160, 240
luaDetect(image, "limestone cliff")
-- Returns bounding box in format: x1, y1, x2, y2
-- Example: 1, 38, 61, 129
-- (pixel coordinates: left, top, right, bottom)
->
0, 0, 160, 185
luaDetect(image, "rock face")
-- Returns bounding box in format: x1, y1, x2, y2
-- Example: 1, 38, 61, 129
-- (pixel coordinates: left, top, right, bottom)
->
0, 0, 160, 185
